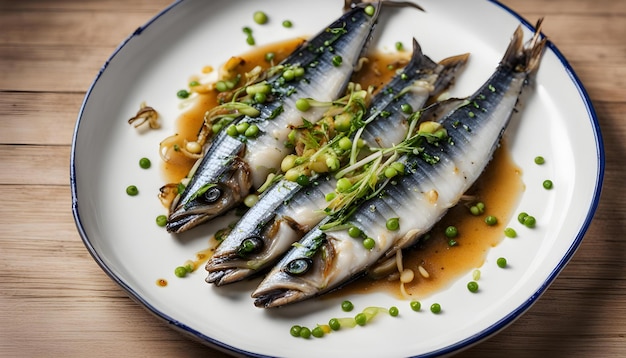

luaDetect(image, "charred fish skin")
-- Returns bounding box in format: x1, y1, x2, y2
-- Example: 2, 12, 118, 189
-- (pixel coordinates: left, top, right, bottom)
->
252, 23, 547, 308
166, 3, 383, 233
205, 42, 469, 286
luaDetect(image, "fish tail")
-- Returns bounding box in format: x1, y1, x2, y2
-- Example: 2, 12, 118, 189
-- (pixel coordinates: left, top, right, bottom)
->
501, 18, 547, 74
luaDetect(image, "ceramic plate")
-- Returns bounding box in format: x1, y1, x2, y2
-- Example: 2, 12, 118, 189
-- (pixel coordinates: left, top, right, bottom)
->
71, 0, 604, 356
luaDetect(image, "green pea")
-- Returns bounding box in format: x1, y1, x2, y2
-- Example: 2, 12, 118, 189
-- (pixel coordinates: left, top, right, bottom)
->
338, 137, 352, 151
534, 156, 545, 164
523, 215, 536, 228
348, 226, 362, 238
282, 69, 295, 81
470, 206, 481, 216
332, 55, 343, 67
543, 179, 553, 189
254, 92, 266, 104
445, 225, 458, 238
391, 162, 405, 175
485, 215, 498, 226
517, 212, 528, 224
476, 202, 485, 212
364, 4, 375, 16
139, 157, 151, 169
242, 26, 252, 35
211, 123, 222, 133
282, 20, 293, 28
497, 257, 507, 268
395, 41, 404, 51
126, 185, 138, 196
246, 35, 255, 46
467, 281, 479, 293
226, 124, 238, 137
354, 313, 367, 326
215, 81, 228, 92
289, 325, 302, 337
328, 318, 340, 331
244, 124, 259, 137
384, 167, 398, 178
253, 11, 268, 25
410, 301, 421, 311
386, 217, 400, 231
295, 98, 310, 112
401, 103, 413, 114
341, 300, 354, 312
430, 303, 441, 314
156, 215, 167, 227
325, 192, 336, 202
504, 227, 517, 238
174, 266, 188, 278
336, 178, 352, 193
189, 80, 200, 87
294, 67, 305, 78
177, 89, 190, 99
363, 237, 375, 250
235, 122, 249, 134
311, 326, 324, 338
264, 52, 275, 62
299, 327, 311, 339
389, 306, 399, 317
296, 174, 310, 186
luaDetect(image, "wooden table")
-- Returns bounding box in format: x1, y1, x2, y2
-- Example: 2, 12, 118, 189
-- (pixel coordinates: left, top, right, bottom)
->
1, 0, 624, 356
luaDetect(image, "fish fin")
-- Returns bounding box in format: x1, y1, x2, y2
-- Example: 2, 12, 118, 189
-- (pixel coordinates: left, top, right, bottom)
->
432, 52, 471, 96
501, 19, 547, 74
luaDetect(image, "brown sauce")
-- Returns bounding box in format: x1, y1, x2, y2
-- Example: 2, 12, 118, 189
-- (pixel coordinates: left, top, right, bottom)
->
160, 39, 524, 297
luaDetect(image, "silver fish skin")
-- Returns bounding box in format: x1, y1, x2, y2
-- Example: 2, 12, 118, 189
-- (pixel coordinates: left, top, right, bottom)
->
252, 22, 547, 308
205, 41, 469, 285
166, 2, 383, 233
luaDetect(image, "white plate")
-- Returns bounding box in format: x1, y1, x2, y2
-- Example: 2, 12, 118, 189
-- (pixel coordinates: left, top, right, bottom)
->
71, 0, 604, 356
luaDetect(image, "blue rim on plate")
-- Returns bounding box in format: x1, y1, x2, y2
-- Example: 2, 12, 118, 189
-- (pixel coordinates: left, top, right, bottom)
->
70, 1, 604, 356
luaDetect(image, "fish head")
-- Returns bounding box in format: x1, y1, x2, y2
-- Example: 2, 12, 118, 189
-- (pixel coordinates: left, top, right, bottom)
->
166, 157, 251, 233
206, 216, 304, 285
252, 232, 341, 308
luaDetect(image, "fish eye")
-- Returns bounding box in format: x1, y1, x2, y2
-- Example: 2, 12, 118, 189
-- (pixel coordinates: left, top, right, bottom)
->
237, 236, 264, 257
284, 257, 313, 276
203, 186, 222, 203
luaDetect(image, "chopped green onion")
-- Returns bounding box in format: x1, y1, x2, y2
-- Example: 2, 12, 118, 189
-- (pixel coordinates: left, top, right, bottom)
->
177, 89, 190, 99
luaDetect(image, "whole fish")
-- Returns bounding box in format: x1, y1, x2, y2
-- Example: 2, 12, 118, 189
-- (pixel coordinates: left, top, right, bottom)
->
252, 21, 546, 308
166, 1, 385, 233
205, 40, 469, 285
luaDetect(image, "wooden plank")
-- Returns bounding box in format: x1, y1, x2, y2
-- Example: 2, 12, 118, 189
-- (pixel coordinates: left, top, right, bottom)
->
0, 145, 70, 185
0, 92, 83, 145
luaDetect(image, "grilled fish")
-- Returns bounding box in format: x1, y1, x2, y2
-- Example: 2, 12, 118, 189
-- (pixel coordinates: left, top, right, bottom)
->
252, 21, 546, 308
206, 40, 469, 285
166, 1, 385, 233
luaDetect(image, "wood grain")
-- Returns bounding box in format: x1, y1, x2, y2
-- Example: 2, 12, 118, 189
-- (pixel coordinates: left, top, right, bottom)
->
0, 0, 624, 357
